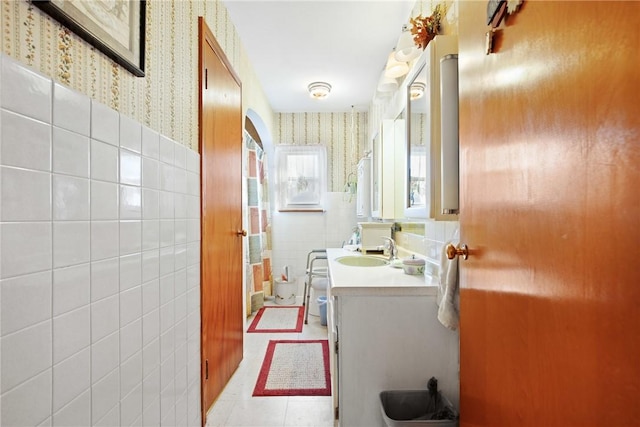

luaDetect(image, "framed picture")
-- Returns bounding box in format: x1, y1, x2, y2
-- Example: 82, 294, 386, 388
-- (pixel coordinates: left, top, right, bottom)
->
486, 0, 506, 26
33, 0, 146, 77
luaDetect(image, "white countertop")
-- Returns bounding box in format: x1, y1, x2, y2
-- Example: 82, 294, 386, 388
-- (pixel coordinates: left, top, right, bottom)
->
326, 248, 439, 297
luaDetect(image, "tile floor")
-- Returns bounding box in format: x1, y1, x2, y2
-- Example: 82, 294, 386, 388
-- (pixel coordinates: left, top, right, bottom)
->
204, 298, 334, 427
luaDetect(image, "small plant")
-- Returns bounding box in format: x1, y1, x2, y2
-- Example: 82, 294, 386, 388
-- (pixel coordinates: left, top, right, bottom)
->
410, 3, 444, 49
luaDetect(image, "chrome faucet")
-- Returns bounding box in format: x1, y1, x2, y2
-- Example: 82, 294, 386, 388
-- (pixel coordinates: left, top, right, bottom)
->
381, 237, 398, 261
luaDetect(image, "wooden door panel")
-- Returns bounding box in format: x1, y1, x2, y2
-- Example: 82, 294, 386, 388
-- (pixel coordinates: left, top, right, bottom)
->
458, 1, 640, 425
199, 18, 243, 422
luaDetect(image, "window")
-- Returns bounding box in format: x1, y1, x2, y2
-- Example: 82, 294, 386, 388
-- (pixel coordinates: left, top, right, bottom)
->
275, 145, 327, 211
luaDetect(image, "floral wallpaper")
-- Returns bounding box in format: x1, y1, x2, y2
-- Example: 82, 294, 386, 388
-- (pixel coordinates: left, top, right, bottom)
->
1, 0, 374, 192
1, 0, 250, 151
275, 111, 368, 192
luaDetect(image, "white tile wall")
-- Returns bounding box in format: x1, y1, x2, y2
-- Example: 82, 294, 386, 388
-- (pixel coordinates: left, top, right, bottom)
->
270, 191, 462, 295
0, 55, 201, 427
1, 56, 52, 124
271, 192, 358, 293
53, 82, 90, 137
53, 263, 90, 316
1, 109, 51, 171
423, 219, 460, 275
52, 127, 90, 178
1, 271, 51, 334
2, 167, 52, 221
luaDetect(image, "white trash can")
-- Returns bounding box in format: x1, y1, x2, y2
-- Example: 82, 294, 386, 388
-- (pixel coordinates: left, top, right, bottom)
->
274, 279, 296, 305
307, 286, 320, 316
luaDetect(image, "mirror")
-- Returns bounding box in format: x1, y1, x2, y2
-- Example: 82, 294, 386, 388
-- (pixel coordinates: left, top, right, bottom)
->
371, 118, 404, 220
405, 61, 430, 218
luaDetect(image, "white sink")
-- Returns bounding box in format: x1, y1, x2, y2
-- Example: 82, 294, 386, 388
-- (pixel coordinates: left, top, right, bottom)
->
335, 256, 389, 267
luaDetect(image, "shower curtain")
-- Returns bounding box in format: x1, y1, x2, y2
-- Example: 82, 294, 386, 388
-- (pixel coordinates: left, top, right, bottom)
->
244, 131, 273, 314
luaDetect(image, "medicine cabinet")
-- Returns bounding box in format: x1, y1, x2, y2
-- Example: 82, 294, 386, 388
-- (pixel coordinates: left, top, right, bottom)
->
356, 156, 371, 218
404, 34, 459, 220
371, 119, 405, 220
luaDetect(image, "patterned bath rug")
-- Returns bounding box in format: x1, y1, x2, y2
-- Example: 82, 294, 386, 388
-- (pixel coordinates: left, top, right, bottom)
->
253, 339, 331, 396
247, 306, 304, 333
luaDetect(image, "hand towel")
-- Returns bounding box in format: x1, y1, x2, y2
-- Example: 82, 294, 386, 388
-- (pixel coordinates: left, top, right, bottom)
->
437, 241, 459, 330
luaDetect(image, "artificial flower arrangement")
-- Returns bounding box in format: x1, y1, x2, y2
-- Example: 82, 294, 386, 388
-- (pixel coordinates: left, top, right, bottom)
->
410, 3, 444, 49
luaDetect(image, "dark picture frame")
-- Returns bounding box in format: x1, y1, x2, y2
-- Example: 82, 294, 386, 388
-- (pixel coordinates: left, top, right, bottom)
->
33, 0, 146, 77
486, 0, 506, 26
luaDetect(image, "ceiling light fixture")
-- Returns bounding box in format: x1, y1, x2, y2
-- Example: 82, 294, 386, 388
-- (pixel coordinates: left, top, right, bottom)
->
395, 24, 421, 63
384, 51, 409, 78
308, 82, 332, 99
409, 82, 426, 100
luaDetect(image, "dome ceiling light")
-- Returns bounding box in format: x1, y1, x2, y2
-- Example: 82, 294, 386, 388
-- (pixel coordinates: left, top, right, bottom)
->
384, 51, 409, 79
308, 82, 332, 99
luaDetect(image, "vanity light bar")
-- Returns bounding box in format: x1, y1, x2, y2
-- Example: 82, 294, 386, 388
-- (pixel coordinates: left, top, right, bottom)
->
440, 54, 460, 215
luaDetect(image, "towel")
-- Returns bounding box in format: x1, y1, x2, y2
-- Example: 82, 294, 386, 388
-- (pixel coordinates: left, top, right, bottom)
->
437, 240, 459, 330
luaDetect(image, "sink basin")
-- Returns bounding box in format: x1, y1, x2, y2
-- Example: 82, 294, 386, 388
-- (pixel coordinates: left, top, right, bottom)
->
335, 256, 389, 267
379, 390, 458, 427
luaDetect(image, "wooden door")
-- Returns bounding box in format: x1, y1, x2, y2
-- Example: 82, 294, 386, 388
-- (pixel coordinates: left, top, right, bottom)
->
199, 18, 244, 422
458, 1, 640, 426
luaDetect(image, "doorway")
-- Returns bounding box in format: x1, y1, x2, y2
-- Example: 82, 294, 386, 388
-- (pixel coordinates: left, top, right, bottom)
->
198, 17, 244, 422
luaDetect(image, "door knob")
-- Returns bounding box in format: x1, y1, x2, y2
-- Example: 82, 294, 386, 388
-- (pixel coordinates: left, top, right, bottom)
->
446, 243, 468, 260
237, 229, 247, 237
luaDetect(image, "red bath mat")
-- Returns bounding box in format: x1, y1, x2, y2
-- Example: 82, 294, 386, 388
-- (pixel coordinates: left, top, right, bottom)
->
253, 339, 331, 397
247, 306, 304, 333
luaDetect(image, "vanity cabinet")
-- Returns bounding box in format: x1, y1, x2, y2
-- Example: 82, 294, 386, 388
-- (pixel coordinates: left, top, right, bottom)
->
371, 119, 405, 220
325, 249, 459, 427
330, 294, 459, 427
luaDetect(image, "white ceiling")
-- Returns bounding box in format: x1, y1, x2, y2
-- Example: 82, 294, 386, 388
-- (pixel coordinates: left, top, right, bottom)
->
223, 0, 416, 113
